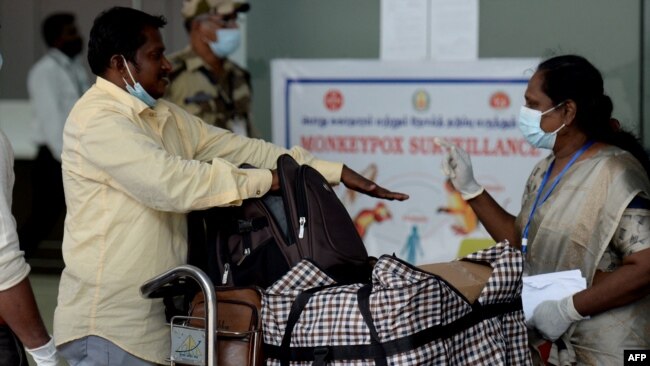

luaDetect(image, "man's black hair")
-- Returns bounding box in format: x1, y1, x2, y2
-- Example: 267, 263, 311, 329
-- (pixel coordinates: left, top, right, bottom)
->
87, 7, 166, 76
42, 13, 76, 47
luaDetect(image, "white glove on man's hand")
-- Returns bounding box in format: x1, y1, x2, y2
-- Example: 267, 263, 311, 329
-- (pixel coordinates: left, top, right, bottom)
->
435, 138, 484, 200
528, 296, 586, 341
25, 336, 60, 366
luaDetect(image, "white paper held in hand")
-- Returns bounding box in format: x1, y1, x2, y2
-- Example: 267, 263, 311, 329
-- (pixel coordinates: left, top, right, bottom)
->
521, 269, 586, 322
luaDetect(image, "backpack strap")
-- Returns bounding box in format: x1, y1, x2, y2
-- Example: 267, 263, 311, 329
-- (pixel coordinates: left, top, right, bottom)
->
236, 217, 269, 233
235, 217, 269, 262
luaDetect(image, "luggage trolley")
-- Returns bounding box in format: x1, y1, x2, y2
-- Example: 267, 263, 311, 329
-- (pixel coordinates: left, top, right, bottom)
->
140, 265, 218, 366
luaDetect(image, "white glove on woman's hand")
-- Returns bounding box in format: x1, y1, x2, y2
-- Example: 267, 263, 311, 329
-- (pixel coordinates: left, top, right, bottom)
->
528, 296, 586, 341
25, 336, 60, 366
435, 138, 484, 200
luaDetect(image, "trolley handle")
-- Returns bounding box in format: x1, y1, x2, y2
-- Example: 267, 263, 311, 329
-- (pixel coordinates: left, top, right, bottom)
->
140, 265, 217, 366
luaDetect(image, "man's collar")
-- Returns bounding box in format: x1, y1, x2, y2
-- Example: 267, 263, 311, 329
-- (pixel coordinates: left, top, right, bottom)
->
95, 76, 158, 114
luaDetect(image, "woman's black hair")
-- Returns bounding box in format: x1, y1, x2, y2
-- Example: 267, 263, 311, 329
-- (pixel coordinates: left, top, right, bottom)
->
537, 55, 650, 178
87, 7, 166, 76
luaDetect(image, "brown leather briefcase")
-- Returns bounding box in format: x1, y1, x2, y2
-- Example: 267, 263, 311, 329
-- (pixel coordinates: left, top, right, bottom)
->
187, 286, 263, 366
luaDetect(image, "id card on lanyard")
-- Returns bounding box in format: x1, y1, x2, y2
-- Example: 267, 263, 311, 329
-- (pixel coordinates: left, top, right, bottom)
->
521, 141, 595, 256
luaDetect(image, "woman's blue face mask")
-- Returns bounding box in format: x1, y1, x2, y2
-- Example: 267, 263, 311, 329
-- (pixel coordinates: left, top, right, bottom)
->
518, 102, 565, 149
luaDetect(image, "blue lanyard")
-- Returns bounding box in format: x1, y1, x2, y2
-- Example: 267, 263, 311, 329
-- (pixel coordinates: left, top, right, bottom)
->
521, 141, 594, 255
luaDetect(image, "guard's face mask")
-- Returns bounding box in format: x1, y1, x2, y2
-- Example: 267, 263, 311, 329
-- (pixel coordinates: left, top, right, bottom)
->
207, 29, 241, 57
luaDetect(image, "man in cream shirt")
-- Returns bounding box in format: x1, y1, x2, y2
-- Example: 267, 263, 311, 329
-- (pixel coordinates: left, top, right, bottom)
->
54, 7, 407, 365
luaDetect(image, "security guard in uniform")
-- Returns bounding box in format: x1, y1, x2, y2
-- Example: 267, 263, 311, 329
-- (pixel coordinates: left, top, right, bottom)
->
166, 0, 256, 136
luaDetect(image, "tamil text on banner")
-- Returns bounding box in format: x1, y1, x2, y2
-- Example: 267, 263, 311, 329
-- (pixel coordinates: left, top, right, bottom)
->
271, 59, 542, 265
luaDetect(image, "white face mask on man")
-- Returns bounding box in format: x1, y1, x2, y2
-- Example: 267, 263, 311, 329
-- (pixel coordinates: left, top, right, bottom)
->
120, 55, 157, 107
518, 102, 565, 149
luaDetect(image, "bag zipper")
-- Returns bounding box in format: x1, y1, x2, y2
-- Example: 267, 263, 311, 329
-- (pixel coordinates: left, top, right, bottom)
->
236, 248, 251, 265
221, 263, 230, 285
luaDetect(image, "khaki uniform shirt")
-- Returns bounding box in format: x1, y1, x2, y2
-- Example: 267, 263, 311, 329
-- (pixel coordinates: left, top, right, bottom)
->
166, 47, 255, 137
54, 77, 342, 364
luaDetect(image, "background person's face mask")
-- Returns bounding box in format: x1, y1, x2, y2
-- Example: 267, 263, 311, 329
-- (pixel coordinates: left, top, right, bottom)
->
208, 29, 241, 58
121, 55, 157, 107
61, 38, 83, 59
518, 103, 565, 149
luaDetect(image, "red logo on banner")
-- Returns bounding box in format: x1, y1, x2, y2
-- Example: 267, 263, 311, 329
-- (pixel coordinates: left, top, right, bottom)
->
490, 91, 510, 109
412, 89, 430, 112
324, 89, 344, 111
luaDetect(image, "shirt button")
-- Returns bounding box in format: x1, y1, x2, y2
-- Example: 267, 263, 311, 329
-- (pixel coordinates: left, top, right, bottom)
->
256, 190, 261, 196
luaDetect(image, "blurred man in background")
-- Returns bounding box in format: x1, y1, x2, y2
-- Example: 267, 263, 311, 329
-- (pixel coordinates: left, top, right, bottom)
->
166, 0, 256, 137
21, 12, 89, 257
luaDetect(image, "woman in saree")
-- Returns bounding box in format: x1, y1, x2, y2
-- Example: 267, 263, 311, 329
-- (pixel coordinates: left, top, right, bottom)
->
439, 54, 650, 365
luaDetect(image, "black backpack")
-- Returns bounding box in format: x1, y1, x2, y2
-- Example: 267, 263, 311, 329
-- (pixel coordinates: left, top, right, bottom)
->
187, 154, 372, 288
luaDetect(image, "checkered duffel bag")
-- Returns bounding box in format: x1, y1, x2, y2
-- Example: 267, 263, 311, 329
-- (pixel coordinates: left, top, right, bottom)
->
263, 242, 531, 365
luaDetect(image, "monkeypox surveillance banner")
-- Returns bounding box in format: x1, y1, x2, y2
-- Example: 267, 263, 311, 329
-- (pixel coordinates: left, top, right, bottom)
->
271, 59, 542, 265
